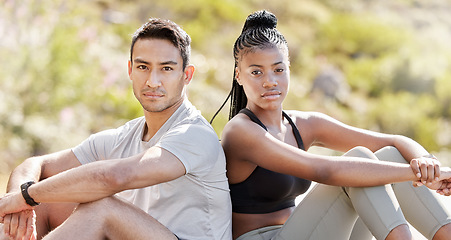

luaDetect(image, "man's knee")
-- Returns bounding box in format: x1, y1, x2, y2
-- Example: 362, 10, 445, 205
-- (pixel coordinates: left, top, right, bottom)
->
77, 196, 117, 209
34, 202, 78, 238
73, 197, 120, 220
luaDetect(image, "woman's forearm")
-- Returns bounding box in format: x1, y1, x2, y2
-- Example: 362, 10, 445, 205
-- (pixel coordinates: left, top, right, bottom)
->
392, 135, 430, 162
320, 156, 417, 187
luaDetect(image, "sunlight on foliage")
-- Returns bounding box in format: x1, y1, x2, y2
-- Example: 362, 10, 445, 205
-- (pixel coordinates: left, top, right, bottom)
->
2, 0, 451, 172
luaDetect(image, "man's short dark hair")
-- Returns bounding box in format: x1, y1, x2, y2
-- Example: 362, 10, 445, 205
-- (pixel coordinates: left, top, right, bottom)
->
130, 18, 191, 69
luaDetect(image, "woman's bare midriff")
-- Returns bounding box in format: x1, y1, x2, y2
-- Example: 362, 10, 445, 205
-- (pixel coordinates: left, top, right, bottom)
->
232, 207, 294, 240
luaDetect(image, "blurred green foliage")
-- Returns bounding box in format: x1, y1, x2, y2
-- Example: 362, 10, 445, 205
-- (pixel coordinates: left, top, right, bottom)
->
1, 0, 451, 173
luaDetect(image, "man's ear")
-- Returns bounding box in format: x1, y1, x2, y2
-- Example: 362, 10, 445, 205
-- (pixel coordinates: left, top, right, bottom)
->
183, 65, 195, 84
128, 60, 132, 79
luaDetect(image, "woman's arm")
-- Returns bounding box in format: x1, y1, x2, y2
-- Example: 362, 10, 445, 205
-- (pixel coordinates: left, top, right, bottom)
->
294, 111, 440, 184
221, 115, 450, 188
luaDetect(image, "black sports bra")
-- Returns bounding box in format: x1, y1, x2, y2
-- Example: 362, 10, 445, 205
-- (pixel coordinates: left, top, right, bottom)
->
229, 108, 312, 214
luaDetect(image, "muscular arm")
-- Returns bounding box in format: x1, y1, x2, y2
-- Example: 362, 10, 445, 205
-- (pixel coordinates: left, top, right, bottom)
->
1, 146, 185, 219
29, 146, 185, 203
1, 149, 81, 236
6, 149, 81, 193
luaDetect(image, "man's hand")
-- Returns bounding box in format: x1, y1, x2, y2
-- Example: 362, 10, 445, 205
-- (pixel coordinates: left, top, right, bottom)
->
2, 211, 36, 240
410, 155, 441, 187
0, 193, 33, 223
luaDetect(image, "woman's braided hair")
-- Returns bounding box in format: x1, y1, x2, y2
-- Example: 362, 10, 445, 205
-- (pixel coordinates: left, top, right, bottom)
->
210, 10, 289, 123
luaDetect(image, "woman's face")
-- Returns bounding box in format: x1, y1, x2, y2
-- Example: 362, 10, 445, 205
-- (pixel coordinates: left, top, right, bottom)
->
236, 46, 290, 111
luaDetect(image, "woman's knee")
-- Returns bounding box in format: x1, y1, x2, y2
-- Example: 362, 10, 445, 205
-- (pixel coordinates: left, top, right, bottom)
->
344, 146, 378, 160
374, 146, 407, 164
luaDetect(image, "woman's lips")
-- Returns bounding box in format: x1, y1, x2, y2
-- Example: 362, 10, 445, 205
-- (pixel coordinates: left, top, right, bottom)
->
261, 90, 281, 99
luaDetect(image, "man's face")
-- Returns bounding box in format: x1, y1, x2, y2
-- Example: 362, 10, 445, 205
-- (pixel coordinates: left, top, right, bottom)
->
128, 38, 193, 113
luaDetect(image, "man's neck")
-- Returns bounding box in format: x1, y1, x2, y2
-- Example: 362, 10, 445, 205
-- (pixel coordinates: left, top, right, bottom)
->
142, 98, 185, 142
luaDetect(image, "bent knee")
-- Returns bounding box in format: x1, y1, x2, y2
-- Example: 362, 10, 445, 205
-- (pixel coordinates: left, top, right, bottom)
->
75, 196, 125, 217
375, 146, 406, 164
345, 146, 378, 160
76, 197, 114, 211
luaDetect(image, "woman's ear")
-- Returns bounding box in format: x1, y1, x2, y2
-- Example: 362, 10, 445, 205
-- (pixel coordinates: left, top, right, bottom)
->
235, 67, 242, 86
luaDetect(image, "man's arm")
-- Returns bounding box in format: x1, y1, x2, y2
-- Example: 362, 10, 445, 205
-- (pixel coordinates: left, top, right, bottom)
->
6, 149, 82, 194
1, 146, 185, 218
1, 149, 81, 237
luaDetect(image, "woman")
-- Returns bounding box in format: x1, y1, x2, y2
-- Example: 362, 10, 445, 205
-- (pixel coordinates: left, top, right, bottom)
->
215, 10, 451, 240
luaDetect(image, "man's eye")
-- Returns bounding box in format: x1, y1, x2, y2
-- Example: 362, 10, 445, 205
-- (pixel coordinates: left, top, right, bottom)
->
162, 66, 173, 71
137, 65, 148, 70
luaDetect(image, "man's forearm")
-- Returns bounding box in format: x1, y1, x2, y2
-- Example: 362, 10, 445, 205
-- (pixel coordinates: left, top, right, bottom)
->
26, 160, 126, 204
1, 157, 123, 219
6, 157, 43, 193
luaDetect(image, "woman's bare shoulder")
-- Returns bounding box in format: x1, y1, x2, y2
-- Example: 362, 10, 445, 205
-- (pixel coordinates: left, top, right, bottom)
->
283, 110, 331, 124
222, 114, 266, 144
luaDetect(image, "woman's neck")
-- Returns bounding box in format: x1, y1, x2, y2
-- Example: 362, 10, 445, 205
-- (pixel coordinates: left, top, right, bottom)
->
246, 105, 284, 132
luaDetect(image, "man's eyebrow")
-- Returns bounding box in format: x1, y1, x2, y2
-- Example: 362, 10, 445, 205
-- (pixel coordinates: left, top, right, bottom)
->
133, 58, 178, 66
133, 58, 150, 64
160, 61, 178, 65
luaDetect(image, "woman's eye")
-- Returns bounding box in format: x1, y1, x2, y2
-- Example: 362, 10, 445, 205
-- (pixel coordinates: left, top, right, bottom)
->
251, 70, 262, 75
275, 68, 284, 73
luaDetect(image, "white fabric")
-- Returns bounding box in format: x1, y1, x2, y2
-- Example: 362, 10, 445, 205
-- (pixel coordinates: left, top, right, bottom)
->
72, 100, 232, 240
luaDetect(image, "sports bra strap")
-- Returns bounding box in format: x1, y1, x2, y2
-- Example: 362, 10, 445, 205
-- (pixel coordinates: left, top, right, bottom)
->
282, 111, 305, 150
239, 108, 267, 131
239, 108, 305, 150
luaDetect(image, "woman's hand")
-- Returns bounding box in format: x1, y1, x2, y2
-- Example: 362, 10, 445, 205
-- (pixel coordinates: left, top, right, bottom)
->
434, 167, 451, 196
410, 155, 441, 187
414, 166, 451, 196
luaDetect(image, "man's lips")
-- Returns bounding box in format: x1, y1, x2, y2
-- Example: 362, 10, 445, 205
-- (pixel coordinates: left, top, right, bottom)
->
143, 91, 165, 98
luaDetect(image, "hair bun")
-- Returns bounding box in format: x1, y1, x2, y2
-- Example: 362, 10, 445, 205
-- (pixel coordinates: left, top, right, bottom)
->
242, 10, 277, 32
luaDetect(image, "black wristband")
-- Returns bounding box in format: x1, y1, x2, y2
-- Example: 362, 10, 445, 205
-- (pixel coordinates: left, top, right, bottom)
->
20, 181, 40, 206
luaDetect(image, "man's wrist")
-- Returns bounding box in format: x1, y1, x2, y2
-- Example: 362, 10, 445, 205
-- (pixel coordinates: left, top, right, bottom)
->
20, 181, 40, 207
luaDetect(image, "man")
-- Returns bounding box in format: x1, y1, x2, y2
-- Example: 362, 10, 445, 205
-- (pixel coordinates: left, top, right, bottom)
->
0, 18, 232, 240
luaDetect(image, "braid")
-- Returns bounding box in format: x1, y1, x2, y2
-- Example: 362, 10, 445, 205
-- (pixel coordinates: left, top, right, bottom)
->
210, 10, 288, 123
